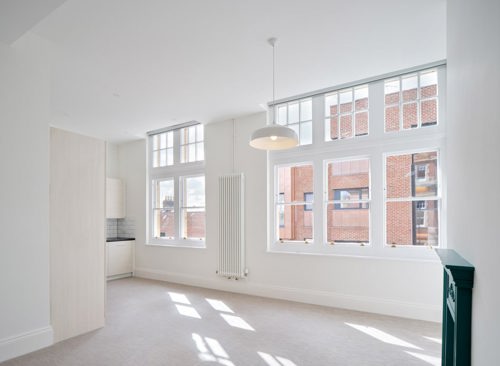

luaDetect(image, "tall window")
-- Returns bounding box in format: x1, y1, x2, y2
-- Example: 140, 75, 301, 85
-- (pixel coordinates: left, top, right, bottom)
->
268, 64, 445, 259
385, 151, 439, 246
148, 123, 205, 247
276, 163, 314, 242
326, 159, 370, 244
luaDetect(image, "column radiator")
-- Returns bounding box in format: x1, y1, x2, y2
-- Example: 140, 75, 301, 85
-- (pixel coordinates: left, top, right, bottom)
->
217, 174, 246, 279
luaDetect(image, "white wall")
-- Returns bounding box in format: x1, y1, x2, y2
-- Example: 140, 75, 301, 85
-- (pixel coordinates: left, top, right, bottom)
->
0, 37, 52, 362
106, 142, 119, 178
447, 0, 500, 364
124, 112, 442, 322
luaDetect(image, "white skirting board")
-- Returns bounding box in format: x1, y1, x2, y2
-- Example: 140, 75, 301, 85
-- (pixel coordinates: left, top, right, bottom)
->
0, 326, 53, 363
134, 267, 441, 322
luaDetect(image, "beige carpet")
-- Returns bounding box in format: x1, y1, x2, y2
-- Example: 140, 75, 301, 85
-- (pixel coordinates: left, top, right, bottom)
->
2, 278, 441, 366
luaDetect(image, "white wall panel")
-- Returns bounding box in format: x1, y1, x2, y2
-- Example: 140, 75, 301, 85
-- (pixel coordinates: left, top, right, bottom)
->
50, 128, 105, 342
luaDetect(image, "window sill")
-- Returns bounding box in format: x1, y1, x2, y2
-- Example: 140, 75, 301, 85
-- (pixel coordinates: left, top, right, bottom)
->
146, 240, 206, 249
268, 242, 441, 262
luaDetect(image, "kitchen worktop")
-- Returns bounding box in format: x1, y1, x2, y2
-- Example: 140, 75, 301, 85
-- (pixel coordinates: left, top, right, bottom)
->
106, 237, 135, 242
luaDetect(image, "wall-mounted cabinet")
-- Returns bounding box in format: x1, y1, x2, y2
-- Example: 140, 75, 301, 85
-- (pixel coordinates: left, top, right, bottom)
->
106, 178, 125, 218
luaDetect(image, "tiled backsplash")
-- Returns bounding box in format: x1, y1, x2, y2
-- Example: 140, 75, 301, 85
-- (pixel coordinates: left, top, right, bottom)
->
106, 218, 135, 238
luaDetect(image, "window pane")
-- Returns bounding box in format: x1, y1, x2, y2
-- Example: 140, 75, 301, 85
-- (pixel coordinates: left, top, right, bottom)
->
385, 106, 400, 132
355, 111, 369, 136
196, 142, 204, 161
420, 70, 438, 98
354, 86, 368, 111
288, 102, 299, 123
180, 145, 187, 163
327, 159, 370, 201
181, 176, 205, 239
325, 93, 338, 116
385, 79, 400, 104
152, 149, 160, 168
339, 90, 353, 113
277, 105, 287, 125
386, 151, 438, 199
188, 144, 196, 162
160, 149, 167, 166
340, 114, 353, 139
300, 99, 312, 121
160, 133, 167, 149
156, 179, 174, 208
402, 75, 418, 102
300, 121, 312, 145
167, 131, 173, 147
326, 116, 338, 141
289, 123, 300, 142
386, 200, 439, 246
153, 134, 160, 150
421, 99, 437, 126
188, 126, 196, 143
153, 208, 175, 238
184, 176, 205, 207
166, 148, 173, 166
277, 164, 313, 203
196, 125, 204, 142
180, 128, 187, 145
182, 208, 206, 239
402, 102, 418, 129
277, 204, 313, 242
326, 203, 369, 244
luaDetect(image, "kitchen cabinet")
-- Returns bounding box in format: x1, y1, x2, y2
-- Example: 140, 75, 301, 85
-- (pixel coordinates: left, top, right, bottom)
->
106, 178, 125, 218
106, 240, 134, 279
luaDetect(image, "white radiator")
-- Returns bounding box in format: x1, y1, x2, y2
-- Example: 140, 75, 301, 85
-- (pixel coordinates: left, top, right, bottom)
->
218, 174, 246, 279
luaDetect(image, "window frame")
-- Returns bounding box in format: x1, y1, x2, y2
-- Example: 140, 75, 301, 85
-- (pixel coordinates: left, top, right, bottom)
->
384, 69, 439, 133
383, 148, 442, 248
148, 123, 206, 248
273, 161, 315, 246
268, 63, 446, 260
325, 156, 371, 246
276, 98, 313, 146
179, 174, 206, 241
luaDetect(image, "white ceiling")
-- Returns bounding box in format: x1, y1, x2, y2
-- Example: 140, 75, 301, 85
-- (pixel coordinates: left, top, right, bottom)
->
6, 0, 446, 143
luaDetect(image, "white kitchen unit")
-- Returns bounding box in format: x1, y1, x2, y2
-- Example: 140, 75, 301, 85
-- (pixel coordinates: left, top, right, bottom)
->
106, 178, 126, 218
106, 240, 134, 280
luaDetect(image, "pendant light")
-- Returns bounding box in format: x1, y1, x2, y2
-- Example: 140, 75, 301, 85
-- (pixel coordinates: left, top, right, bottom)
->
249, 38, 299, 150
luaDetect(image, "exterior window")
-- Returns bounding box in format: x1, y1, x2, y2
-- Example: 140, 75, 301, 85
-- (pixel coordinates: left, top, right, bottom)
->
148, 122, 205, 247
276, 98, 313, 145
384, 69, 438, 132
276, 164, 313, 242
326, 159, 370, 244
180, 175, 206, 240
180, 124, 204, 163
152, 131, 174, 167
268, 64, 445, 258
304, 192, 314, 211
278, 193, 285, 227
325, 85, 369, 141
385, 150, 439, 246
152, 179, 175, 239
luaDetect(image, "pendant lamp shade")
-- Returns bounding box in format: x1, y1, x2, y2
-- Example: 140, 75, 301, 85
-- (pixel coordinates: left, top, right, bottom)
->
249, 125, 299, 150
250, 38, 299, 150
